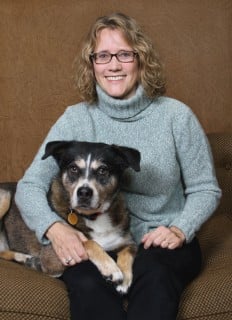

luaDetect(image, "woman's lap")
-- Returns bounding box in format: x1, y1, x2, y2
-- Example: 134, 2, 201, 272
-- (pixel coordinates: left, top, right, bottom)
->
62, 238, 202, 320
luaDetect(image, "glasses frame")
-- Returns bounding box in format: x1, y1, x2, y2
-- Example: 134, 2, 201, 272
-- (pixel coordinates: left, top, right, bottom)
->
90, 50, 138, 64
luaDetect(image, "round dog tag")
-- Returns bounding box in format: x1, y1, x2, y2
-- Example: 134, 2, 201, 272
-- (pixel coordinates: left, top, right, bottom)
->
68, 211, 78, 225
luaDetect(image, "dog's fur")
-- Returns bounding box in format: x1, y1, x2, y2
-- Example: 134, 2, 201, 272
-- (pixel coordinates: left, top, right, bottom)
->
0, 141, 140, 294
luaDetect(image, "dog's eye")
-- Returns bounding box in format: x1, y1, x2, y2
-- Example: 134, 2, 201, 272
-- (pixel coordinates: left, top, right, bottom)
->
69, 165, 79, 174
97, 166, 109, 176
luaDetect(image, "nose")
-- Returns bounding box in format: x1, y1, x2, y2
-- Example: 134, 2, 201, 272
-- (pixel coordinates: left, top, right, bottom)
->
77, 186, 93, 200
109, 55, 122, 69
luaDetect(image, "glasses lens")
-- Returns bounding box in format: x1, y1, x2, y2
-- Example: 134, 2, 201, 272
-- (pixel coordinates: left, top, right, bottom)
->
95, 52, 111, 64
117, 51, 134, 62
92, 51, 136, 64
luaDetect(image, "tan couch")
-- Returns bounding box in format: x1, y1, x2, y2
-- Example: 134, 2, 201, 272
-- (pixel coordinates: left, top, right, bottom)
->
0, 1, 231, 319
0, 132, 231, 320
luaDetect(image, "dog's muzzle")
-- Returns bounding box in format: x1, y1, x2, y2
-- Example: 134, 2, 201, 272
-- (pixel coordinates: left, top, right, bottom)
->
77, 186, 93, 206
77, 186, 93, 200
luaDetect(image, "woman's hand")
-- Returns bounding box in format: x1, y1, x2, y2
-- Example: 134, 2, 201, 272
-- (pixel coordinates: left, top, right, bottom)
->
141, 226, 186, 250
46, 222, 88, 266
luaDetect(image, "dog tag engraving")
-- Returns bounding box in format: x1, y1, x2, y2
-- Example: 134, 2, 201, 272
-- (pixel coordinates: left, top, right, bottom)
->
68, 211, 78, 225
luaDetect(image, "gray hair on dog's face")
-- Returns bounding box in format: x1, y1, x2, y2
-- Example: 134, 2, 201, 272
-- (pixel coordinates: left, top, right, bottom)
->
62, 154, 118, 214
42, 140, 140, 215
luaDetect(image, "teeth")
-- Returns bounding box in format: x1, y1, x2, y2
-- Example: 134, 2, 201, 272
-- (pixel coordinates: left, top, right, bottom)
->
107, 76, 124, 80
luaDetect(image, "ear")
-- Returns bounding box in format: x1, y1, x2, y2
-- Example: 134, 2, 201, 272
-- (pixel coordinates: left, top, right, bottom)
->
111, 145, 141, 172
41, 141, 73, 165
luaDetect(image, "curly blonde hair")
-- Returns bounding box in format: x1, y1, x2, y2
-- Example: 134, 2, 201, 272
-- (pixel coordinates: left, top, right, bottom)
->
74, 13, 166, 103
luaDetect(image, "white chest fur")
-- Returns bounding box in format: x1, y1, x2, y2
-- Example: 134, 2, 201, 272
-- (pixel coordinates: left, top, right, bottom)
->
85, 213, 130, 251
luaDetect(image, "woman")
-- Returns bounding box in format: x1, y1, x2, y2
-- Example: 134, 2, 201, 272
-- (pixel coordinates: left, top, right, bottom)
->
15, 13, 221, 320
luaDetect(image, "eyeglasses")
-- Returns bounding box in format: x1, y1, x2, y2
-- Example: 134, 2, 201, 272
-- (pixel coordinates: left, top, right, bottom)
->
90, 50, 138, 64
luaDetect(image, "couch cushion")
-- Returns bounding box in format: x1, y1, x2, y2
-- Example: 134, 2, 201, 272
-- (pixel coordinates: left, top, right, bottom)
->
0, 259, 70, 320
177, 133, 232, 320
177, 211, 232, 319
178, 267, 232, 320
207, 133, 232, 218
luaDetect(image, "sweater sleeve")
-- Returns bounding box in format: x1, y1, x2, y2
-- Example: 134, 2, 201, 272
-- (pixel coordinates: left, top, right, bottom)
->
170, 105, 222, 242
15, 107, 80, 244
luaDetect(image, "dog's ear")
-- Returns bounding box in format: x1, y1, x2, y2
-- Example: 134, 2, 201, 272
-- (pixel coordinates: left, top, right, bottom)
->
111, 145, 141, 172
41, 141, 72, 165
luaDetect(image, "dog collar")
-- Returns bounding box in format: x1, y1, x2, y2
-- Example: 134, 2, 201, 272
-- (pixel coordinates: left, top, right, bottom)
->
67, 210, 79, 225
67, 209, 102, 225
78, 211, 102, 221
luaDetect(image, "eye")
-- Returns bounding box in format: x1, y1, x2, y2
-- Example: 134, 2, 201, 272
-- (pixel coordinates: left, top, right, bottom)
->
119, 51, 131, 58
97, 166, 109, 176
69, 164, 79, 174
96, 51, 110, 61
98, 52, 109, 58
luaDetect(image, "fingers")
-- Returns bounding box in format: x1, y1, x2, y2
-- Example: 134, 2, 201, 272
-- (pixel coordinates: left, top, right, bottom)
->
64, 257, 74, 265
142, 226, 185, 250
46, 222, 88, 266
142, 233, 155, 249
59, 238, 88, 266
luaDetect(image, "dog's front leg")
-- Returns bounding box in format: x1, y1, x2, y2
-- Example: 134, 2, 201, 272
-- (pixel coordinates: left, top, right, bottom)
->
116, 244, 137, 294
83, 240, 123, 284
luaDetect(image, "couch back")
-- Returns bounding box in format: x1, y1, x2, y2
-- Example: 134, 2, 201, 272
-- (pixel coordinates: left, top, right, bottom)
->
0, 0, 231, 181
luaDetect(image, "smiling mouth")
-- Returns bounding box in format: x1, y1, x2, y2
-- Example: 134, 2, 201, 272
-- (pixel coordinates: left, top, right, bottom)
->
106, 76, 125, 81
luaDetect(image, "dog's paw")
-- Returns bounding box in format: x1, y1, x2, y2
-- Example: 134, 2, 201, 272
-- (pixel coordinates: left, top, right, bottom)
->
100, 262, 123, 284
25, 256, 42, 271
116, 281, 131, 295
116, 272, 133, 295
103, 269, 123, 284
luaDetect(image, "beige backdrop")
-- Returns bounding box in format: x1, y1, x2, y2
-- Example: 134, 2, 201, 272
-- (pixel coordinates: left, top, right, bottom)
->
0, 0, 231, 181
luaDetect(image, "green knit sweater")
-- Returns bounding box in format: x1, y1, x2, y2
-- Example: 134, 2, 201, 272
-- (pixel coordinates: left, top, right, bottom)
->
15, 85, 221, 244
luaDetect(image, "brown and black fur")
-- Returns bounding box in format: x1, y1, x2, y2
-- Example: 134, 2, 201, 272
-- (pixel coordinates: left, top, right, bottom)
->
0, 141, 140, 294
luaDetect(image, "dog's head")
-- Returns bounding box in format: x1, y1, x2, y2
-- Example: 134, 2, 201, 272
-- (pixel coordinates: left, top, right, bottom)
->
42, 141, 140, 216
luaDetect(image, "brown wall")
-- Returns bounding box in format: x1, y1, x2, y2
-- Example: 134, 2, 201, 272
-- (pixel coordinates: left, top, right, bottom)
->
0, 0, 231, 181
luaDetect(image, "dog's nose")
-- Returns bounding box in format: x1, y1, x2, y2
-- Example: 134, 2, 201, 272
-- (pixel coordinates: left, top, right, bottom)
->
77, 187, 93, 199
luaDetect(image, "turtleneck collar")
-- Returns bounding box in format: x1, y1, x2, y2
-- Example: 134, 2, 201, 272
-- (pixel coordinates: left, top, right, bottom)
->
96, 85, 154, 121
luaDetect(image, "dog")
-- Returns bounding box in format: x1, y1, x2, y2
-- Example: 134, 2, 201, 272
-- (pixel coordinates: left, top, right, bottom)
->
0, 141, 140, 294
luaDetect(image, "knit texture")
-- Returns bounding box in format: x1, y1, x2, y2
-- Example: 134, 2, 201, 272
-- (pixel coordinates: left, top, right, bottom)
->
15, 85, 221, 244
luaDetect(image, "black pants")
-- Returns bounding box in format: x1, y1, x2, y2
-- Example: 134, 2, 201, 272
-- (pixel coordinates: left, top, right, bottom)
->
62, 238, 202, 320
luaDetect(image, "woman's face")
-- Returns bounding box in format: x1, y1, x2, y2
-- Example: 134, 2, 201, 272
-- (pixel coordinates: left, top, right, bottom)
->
93, 28, 139, 99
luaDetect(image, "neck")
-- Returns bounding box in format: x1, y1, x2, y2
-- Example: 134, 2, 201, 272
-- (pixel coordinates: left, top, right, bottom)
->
68, 207, 103, 221
76, 210, 102, 221
96, 84, 154, 121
